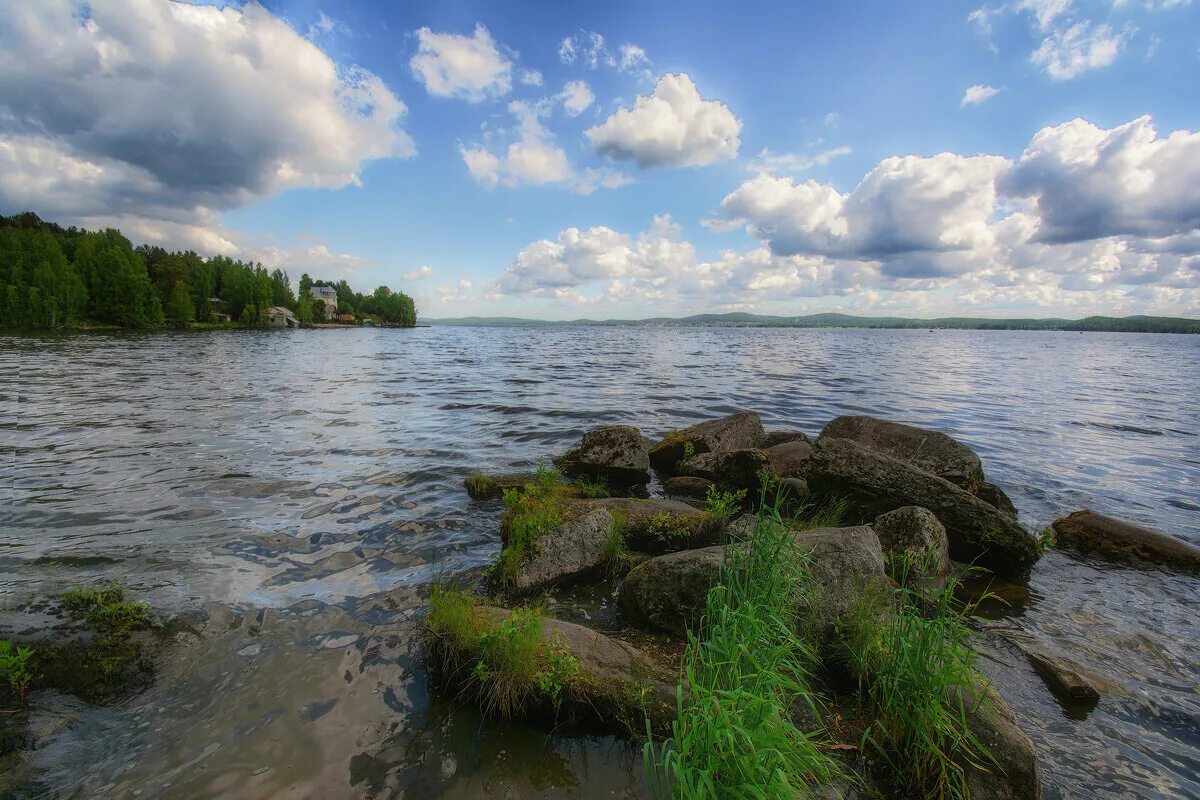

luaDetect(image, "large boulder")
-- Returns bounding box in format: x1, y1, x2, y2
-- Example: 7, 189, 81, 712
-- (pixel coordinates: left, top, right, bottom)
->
497, 507, 616, 595
765, 440, 813, 480
619, 524, 888, 640
570, 425, 651, 486
807, 438, 1039, 579
977, 480, 1019, 518
819, 416, 984, 491
648, 411, 765, 473
430, 606, 679, 735
677, 448, 769, 491
872, 506, 951, 586
586, 497, 720, 553
1050, 509, 1200, 573
956, 681, 1043, 800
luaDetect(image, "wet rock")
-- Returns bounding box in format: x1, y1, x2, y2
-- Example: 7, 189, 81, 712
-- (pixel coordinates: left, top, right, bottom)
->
872, 506, 951, 586
648, 411, 765, 474
985, 624, 1123, 713
955, 681, 1043, 800
663, 475, 713, 500
819, 416, 985, 491
1051, 509, 1200, 572
570, 425, 651, 486
618, 524, 888, 640
498, 507, 616, 595
764, 430, 811, 447
807, 438, 1040, 579
677, 448, 769, 491
977, 480, 1018, 518
464, 473, 536, 501
584, 497, 720, 554
765, 440, 813, 480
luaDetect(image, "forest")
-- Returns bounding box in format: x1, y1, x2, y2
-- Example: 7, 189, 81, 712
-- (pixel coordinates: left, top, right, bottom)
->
0, 213, 416, 330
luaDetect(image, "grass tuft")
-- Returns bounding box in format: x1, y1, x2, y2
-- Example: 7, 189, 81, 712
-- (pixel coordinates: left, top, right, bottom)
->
575, 476, 610, 498
495, 464, 568, 586
60, 583, 151, 635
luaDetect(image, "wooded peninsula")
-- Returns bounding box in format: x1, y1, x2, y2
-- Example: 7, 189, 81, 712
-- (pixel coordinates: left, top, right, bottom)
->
0, 213, 416, 331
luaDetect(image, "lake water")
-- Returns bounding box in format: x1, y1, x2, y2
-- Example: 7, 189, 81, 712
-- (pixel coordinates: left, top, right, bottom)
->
2, 326, 1198, 799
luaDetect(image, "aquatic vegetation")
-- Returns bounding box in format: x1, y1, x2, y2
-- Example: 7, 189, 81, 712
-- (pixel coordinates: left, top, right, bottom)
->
464, 474, 496, 499
1036, 526, 1056, 554
645, 502, 841, 799
61, 583, 152, 635
0, 640, 33, 701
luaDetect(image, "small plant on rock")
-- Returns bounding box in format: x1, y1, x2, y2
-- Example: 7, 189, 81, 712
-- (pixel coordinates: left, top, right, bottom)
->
61, 583, 152, 635
703, 484, 746, 523
575, 476, 610, 498
495, 464, 567, 586
0, 639, 33, 701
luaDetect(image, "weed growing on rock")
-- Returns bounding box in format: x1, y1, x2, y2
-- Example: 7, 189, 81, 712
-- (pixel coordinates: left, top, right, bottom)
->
682, 441, 696, 460
0, 640, 32, 701
464, 475, 496, 499
495, 464, 567, 586
575, 476, 610, 498
61, 583, 151, 635
702, 485, 746, 524
600, 512, 631, 574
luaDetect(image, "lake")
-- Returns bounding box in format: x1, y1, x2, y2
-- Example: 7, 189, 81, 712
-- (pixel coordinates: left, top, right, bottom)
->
2, 326, 1198, 798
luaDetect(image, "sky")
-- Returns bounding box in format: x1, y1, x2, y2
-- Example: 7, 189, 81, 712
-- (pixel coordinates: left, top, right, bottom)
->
1, 0, 1198, 320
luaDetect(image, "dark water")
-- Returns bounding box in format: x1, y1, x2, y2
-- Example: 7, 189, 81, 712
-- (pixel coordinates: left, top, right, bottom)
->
2, 326, 1198, 799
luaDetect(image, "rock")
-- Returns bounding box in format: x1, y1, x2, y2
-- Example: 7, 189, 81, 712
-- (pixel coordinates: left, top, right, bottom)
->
432, 606, 679, 735
677, 448, 769, 491
779, 477, 809, 499
585, 497, 720, 554
977, 480, 1018, 518
1051, 509, 1200, 572
985, 624, 1123, 712
464, 473, 536, 500
819, 416, 984, 491
498, 507, 616, 595
955, 681, 1042, 800
648, 411, 765, 474
618, 523, 888, 640
807, 438, 1040, 579
765, 440, 813, 479
764, 430, 811, 447
554, 447, 581, 474
570, 425, 651, 486
663, 475, 713, 500
872, 506, 951, 586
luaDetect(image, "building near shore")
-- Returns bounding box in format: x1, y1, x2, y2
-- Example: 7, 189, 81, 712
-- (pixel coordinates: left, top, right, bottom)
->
263, 306, 300, 328
310, 285, 339, 319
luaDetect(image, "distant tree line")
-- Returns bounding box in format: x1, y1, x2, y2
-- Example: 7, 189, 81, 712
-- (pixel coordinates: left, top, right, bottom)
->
0, 212, 417, 330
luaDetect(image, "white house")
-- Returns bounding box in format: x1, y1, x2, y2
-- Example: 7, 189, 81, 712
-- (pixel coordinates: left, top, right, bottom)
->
310, 285, 339, 318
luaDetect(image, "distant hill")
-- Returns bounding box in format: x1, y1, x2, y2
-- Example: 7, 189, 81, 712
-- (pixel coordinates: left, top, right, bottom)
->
422, 312, 1200, 334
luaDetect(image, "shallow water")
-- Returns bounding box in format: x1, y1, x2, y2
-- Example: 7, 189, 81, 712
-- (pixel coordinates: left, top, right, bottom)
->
2, 326, 1198, 799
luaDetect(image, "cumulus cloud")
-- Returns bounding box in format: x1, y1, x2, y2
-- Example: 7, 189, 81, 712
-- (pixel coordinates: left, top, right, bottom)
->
586, 74, 741, 168
459, 101, 629, 194
410, 24, 512, 101
520, 69, 544, 87
560, 81, 595, 117
0, 0, 411, 254
961, 84, 1001, 106
1030, 20, 1128, 79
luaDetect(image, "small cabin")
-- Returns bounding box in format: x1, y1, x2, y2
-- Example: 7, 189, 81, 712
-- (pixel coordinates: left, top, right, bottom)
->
263, 306, 300, 328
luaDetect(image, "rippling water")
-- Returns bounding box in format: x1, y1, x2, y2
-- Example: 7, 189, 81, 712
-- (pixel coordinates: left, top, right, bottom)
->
2, 326, 1198, 798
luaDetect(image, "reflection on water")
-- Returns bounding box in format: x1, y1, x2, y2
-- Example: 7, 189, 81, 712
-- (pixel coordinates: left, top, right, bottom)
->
1, 326, 1198, 798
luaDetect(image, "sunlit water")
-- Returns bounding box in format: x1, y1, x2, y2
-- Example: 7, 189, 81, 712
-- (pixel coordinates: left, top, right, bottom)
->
2, 326, 1198, 799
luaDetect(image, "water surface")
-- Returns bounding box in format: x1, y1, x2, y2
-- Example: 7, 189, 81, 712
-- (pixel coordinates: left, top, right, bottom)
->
2, 327, 1198, 798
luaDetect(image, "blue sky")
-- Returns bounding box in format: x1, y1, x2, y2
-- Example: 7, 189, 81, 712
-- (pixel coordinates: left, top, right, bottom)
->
1, 0, 1198, 318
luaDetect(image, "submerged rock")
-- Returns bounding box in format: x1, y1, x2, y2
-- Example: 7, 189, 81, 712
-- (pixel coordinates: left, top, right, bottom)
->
464, 473, 538, 501
807, 437, 1040, 578
985, 623, 1124, 713
819, 415, 985, 491
648, 411, 765, 474
496, 507, 617, 595
1051, 509, 1200, 572
569, 425, 651, 486
872, 506, 951, 586
677, 448, 769, 491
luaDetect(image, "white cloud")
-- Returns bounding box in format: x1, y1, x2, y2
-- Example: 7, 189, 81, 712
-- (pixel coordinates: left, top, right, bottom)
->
459, 101, 629, 194
961, 84, 1001, 105
560, 81, 595, 116
557, 31, 615, 69
618, 44, 650, 72
520, 69, 544, 87
403, 265, 434, 280
0, 0, 412, 253
586, 73, 741, 168
409, 24, 512, 101
1030, 20, 1129, 79
1017, 0, 1073, 30
747, 146, 852, 174
307, 12, 350, 39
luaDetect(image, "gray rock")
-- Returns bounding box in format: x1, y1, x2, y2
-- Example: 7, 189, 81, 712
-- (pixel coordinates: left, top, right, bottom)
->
499, 507, 616, 595
819, 415, 984, 491
807, 438, 1040, 579
985, 623, 1124, 712
618, 546, 724, 636
764, 430, 811, 447
872, 506, 951, 585
663, 475, 713, 500
792, 525, 890, 638
648, 411, 765, 473
977, 480, 1018, 518
765, 440, 813, 479
1051, 509, 1200, 572
464, 473, 536, 500
956, 680, 1043, 800
571, 424, 651, 485
585, 497, 720, 554
677, 448, 769, 490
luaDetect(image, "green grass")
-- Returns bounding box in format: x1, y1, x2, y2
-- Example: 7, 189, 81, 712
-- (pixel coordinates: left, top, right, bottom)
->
495, 464, 568, 586
575, 476, 610, 498
702, 485, 746, 525
839, 562, 993, 799
788, 496, 850, 532
60, 583, 152, 635
600, 511, 631, 574
464, 474, 497, 499
0, 640, 33, 701
425, 586, 580, 718
645, 500, 841, 799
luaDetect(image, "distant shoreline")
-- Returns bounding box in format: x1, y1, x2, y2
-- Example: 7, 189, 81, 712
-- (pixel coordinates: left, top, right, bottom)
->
421, 312, 1200, 334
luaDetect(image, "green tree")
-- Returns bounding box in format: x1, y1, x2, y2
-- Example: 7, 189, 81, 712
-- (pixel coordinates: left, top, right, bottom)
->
165, 281, 195, 328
